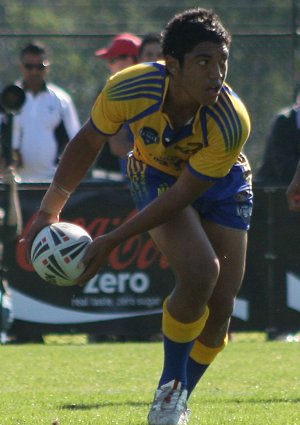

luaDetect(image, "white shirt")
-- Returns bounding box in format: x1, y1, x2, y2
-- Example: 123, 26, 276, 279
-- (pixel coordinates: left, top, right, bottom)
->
12, 83, 81, 181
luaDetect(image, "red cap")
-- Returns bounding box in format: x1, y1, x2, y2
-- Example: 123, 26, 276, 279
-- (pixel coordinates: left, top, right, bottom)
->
95, 33, 142, 59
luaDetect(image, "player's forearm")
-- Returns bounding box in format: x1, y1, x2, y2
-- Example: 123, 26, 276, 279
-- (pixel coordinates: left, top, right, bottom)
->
40, 121, 106, 215
109, 128, 133, 157
54, 127, 100, 191
105, 173, 213, 247
107, 192, 179, 245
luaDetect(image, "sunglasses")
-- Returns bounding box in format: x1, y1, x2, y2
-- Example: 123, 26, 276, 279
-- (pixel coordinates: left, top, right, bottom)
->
23, 63, 48, 70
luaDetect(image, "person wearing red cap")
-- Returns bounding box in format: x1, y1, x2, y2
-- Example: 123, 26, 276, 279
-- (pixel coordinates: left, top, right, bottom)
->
95, 32, 141, 75
94, 32, 163, 178
94, 33, 142, 177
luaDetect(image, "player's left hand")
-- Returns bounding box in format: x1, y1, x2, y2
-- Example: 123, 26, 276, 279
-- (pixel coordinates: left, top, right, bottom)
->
76, 234, 117, 286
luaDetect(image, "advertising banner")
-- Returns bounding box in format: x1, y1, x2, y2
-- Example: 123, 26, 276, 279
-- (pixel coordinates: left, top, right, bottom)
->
1, 182, 300, 338
240, 186, 300, 336
3, 181, 173, 338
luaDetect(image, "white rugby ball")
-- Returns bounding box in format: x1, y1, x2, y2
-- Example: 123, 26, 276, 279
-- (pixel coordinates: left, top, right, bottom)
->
31, 222, 92, 286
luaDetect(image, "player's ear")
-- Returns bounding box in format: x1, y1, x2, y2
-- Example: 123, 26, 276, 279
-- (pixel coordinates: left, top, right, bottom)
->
165, 55, 180, 76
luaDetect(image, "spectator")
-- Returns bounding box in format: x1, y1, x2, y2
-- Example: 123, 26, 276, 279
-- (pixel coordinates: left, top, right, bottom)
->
258, 98, 300, 342
11, 42, 81, 181
95, 32, 163, 178
94, 33, 141, 177
139, 32, 162, 63
95, 32, 141, 75
256, 98, 300, 185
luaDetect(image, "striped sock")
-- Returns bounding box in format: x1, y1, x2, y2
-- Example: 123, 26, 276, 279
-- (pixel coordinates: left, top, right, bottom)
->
186, 336, 228, 397
158, 299, 209, 389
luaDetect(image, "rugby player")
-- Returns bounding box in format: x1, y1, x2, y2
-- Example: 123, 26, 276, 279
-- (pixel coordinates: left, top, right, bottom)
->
25, 8, 252, 425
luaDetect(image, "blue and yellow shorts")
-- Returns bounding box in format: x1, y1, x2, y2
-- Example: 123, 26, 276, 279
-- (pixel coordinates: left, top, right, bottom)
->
127, 154, 253, 231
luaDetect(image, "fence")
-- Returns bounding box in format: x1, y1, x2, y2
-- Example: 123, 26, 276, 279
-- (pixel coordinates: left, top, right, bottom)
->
1, 8, 300, 339
0, 28, 299, 175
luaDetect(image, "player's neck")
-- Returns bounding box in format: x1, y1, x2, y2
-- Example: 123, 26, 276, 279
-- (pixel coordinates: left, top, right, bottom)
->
163, 83, 199, 130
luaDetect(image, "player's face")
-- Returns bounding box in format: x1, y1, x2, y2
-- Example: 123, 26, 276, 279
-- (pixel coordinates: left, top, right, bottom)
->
174, 41, 229, 106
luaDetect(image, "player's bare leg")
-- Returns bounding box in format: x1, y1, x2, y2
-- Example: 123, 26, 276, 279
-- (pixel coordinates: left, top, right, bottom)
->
186, 219, 248, 397
148, 207, 219, 425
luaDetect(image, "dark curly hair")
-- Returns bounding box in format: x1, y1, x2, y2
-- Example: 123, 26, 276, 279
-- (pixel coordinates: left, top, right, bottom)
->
162, 8, 231, 66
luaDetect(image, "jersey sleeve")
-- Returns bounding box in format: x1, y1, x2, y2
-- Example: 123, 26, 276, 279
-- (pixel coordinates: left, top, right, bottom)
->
188, 86, 251, 180
91, 71, 133, 136
90, 62, 165, 137
91, 87, 121, 135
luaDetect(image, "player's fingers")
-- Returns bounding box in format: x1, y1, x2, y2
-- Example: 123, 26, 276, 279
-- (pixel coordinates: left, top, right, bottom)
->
79, 243, 95, 267
76, 262, 101, 286
76, 249, 108, 286
16, 237, 31, 265
21, 230, 37, 263
22, 225, 45, 263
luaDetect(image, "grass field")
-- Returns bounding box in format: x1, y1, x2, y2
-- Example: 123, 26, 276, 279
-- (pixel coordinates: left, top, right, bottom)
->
0, 334, 299, 425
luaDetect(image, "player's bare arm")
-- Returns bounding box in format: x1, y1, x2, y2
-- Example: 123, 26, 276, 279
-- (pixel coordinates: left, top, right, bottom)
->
76, 168, 215, 285
24, 120, 108, 254
108, 127, 133, 158
54, 119, 107, 192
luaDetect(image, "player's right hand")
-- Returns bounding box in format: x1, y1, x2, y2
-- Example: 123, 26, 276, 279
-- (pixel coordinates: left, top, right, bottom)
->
22, 209, 60, 263
76, 234, 118, 286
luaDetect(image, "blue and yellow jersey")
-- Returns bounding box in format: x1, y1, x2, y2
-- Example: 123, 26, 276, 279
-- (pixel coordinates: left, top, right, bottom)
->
91, 62, 251, 179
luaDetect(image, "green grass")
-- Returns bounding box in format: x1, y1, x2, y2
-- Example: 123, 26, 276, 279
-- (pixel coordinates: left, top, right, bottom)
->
0, 334, 299, 424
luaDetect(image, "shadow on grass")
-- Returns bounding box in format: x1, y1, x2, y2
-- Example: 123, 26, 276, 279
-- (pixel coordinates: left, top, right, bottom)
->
203, 397, 300, 404
61, 401, 149, 410
61, 396, 300, 412
234, 398, 300, 404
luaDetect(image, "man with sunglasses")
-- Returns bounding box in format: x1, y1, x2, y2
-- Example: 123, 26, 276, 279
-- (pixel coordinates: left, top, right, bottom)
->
11, 42, 80, 181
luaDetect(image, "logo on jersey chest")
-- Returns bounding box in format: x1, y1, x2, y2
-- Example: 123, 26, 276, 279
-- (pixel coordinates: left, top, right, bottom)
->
139, 127, 159, 145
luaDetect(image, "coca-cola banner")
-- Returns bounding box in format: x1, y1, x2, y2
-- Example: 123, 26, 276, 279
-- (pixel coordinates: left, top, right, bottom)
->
3, 181, 174, 337
1, 182, 300, 338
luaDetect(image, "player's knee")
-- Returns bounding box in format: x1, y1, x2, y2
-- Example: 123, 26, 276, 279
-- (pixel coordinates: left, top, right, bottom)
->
185, 257, 220, 298
206, 254, 220, 277
203, 257, 220, 293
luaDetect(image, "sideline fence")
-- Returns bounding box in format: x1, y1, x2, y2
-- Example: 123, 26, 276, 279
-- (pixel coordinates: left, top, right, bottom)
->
0, 31, 299, 174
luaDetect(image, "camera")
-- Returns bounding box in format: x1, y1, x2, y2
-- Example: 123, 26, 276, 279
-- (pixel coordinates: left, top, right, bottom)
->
0, 85, 26, 165
0, 84, 25, 114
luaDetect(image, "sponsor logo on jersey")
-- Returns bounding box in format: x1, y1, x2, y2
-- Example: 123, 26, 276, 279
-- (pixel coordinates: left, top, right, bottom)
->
140, 127, 159, 145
